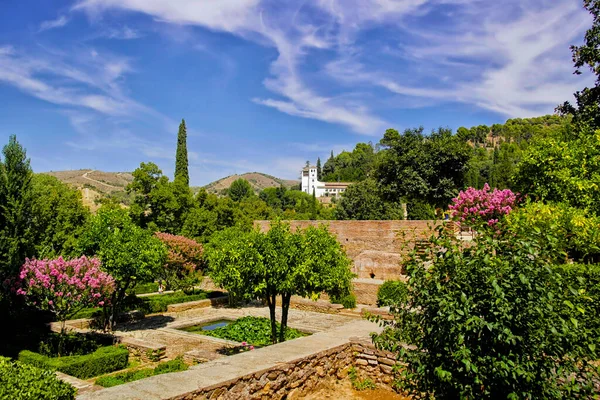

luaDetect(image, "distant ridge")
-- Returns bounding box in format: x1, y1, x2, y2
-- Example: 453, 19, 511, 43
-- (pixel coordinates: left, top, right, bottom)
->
203, 172, 299, 195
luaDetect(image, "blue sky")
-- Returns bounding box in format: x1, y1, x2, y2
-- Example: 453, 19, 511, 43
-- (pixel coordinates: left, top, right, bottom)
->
0, 0, 593, 185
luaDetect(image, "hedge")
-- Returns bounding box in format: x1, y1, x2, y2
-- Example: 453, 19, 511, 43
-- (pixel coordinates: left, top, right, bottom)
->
95, 357, 188, 388
132, 282, 159, 295
19, 345, 129, 379
0, 356, 75, 400
377, 280, 409, 307
137, 292, 210, 314
331, 293, 357, 309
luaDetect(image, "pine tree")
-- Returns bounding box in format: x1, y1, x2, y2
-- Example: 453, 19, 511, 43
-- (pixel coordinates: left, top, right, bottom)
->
175, 119, 189, 186
316, 157, 322, 180
0, 135, 34, 283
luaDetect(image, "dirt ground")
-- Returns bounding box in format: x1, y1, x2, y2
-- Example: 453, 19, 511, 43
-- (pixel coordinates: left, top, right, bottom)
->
302, 379, 411, 400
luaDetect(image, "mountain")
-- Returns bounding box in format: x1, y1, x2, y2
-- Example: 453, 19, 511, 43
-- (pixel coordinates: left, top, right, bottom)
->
203, 172, 299, 195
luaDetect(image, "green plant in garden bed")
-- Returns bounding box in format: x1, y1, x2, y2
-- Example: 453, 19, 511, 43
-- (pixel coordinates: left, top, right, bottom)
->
132, 282, 159, 295
95, 357, 188, 387
0, 356, 75, 400
18, 345, 129, 379
376, 280, 408, 308
36, 332, 114, 357
197, 316, 307, 347
331, 293, 357, 309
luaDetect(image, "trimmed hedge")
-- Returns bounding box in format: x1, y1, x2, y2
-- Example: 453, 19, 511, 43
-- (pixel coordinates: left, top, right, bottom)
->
0, 356, 75, 400
377, 280, 409, 307
331, 293, 357, 309
95, 357, 188, 388
19, 345, 129, 379
137, 291, 210, 314
132, 282, 159, 295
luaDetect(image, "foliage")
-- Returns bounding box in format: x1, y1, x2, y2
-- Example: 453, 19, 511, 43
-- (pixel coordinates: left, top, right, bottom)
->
30, 175, 90, 258
95, 357, 188, 388
19, 345, 129, 379
206, 221, 353, 343
0, 135, 35, 287
175, 119, 189, 186
330, 293, 357, 309
228, 178, 253, 202
506, 202, 600, 263
322, 142, 377, 182
372, 226, 599, 399
375, 127, 471, 209
512, 129, 600, 215
556, 0, 600, 131
0, 356, 75, 400
449, 184, 517, 227
348, 366, 377, 391
201, 316, 305, 347
132, 281, 159, 295
16, 256, 114, 332
135, 291, 211, 314
259, 186, 333, 220
155, 233, 204, 292
78, 207, 167, 329
376, 280, 408, 308
36, 332, 114, 357
406, 200, 435, 220
334, 179, 404, 220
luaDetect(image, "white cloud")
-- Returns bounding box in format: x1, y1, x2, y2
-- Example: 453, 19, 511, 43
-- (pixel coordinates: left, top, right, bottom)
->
106, 26, 142, 40
39, 15, 69, 32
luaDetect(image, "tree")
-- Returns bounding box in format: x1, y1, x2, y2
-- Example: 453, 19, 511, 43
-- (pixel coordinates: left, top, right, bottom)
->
154, 233, 204, 292
0, 135, 35, 285
228, 178, 253, 202
77, 207, 167, 330
376, 127, 471, 209
556, 0, 600, 131
206, 222, 354, 344
372, 225, 598, 399
30, 175, 90, 258
335, 178, 404, 220
316, 157, 322, 180
16, 256, 114, 336
175, 119, 189, 186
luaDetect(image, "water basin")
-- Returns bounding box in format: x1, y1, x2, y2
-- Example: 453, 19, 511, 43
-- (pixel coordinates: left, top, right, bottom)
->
179, 319, 231, 333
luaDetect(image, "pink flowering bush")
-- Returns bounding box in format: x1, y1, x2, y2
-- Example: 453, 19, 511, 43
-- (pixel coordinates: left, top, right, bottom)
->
449, 184, 518, 228
17, 256, 115, 331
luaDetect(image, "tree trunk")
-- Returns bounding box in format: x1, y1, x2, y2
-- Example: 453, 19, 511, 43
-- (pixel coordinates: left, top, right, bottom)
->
279, 292, 291, 343
266, 293, 278, 344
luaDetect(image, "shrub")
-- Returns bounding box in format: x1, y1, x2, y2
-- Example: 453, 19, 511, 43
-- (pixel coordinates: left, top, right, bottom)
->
95, 357, 188, 388
19, 345, 129, 379
331, 293, 357, 309
36, 332, 114, 357
202, 316, 306, 347
155, 233, 204, 292
376, 280, 408, 308
0, 356, 75, 400
137, 291, 210, 314
132, 282, 159, 295
16, 256, 114, 332
372, 227, 599, 399
449, 183, 517, 227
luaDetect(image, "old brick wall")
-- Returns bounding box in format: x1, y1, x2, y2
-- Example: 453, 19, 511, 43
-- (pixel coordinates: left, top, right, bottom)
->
255, 220, 440, 280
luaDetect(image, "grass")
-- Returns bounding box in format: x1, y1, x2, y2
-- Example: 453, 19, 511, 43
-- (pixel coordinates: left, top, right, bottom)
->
95, 357, 188, 387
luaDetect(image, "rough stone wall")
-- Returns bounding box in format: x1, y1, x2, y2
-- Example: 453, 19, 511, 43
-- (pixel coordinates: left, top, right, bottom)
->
178, 339, 398, 400
255, 220, 440, 280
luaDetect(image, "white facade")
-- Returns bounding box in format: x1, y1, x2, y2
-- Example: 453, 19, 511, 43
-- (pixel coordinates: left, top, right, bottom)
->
301, 165, 350, 197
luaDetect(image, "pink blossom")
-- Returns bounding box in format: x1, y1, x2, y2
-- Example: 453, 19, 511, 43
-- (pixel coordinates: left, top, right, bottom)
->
449, 184, 517, 228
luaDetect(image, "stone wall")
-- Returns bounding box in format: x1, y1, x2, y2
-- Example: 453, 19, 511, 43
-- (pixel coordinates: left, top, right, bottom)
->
179, 339, 398, 400
255, 220, 440, 280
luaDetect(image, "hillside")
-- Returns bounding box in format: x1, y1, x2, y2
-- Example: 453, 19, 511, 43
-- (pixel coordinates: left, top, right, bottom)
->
203, 172, 299, 195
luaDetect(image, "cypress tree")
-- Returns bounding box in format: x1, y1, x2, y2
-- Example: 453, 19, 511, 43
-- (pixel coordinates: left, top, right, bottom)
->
0, 135, 34, 283
316, 157, 322, 180
175, 119, 189, 186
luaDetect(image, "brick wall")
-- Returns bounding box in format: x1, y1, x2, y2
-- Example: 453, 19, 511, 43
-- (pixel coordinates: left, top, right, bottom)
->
255, 220, 440, 280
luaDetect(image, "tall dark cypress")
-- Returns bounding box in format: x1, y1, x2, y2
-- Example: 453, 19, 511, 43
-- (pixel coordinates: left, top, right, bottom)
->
316, 157, 322, 180
175, 119, 189, 186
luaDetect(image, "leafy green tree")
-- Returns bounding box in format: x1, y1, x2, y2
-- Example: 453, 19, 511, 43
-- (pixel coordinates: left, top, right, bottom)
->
0, 135, 34, 284
373, 225, 598, 399
557, 0, 600, 131
30, 175, 90, 258
206, 222, 353, 344
375, 127, 471, 209
175, 119, 189, 186
228, 178, 253, 202
321, 143, 376, 182
78, 207, 167, 329
335, 178, 404, 220
316, 157, 322, 180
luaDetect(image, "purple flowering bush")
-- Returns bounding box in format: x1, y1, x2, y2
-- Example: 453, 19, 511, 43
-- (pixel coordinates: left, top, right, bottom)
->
449, 183, 517, 228
16, 256, 115, 332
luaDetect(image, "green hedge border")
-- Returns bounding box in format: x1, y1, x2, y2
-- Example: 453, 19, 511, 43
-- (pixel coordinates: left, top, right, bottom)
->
0, 356, 75, 400
18, 346, 129, 379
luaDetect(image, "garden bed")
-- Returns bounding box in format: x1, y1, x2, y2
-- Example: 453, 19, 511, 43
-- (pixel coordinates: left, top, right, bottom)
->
17, 332, 129, 379
95, 357, 188, 388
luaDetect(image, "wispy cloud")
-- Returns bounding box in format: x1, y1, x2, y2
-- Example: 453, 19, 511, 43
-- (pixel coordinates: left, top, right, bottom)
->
39, 15, 69, 32
105, 26, 142, 40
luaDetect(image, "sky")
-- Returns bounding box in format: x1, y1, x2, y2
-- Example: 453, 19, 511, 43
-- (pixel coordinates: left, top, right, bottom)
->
0, 0, 594, 185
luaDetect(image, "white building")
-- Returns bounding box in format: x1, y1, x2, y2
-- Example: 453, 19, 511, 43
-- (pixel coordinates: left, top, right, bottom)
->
301, 165, 351, 198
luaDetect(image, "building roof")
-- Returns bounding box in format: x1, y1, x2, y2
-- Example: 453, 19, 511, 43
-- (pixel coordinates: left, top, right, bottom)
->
301, 166, 317, 171
322, 182, 352, 188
